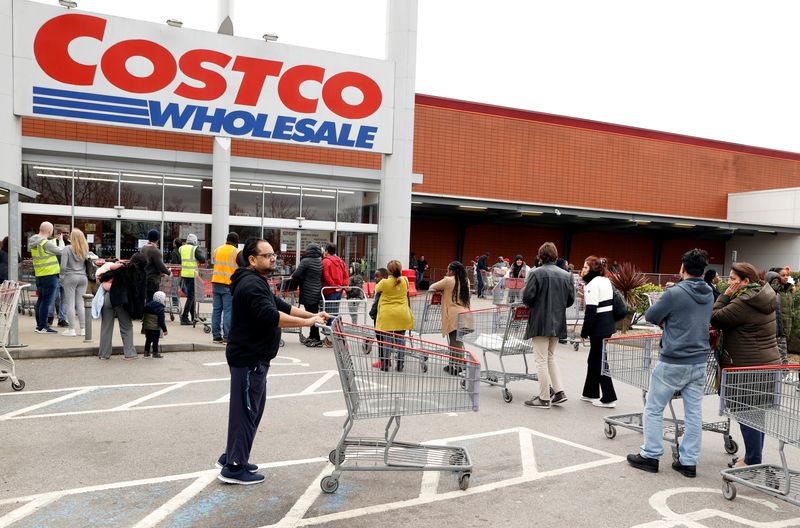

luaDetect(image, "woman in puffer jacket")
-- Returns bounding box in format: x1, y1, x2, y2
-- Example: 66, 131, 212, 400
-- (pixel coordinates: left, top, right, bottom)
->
290, 244, 323, 347
711, 262, 780, 468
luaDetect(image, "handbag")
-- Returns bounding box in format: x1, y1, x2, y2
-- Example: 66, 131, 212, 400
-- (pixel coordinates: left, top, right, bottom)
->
611, 286, 628, 321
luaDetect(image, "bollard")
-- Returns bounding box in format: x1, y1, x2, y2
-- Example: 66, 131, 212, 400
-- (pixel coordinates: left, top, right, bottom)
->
83, 293, 94, 342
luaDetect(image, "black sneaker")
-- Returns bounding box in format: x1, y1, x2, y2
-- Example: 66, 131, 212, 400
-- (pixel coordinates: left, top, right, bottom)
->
143, 352, 151, 358
180, 319, 192, 326
213, 337, 224, 343
551, 391, 568, 405
216, 453, 259, 473
523, 397, 551, 409
304, 338, 323, 348
58, 320, 69, 327
152, 353, 163, 359
217, 465, 265, 485
671, 460, 696, 478
627, 453, 659, 473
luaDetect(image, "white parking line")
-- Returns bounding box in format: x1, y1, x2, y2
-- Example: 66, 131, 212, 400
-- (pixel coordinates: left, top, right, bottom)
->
130, 472, 219, 528
113, 382, 189, 411
0, 387, 95, 420
300, 371, 338, 394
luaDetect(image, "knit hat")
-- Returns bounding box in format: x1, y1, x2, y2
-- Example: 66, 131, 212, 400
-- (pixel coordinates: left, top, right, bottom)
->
153, 291, 166, 305
186, 233, 198, 245
765, 271, 781, 285
147, 229, 159, 242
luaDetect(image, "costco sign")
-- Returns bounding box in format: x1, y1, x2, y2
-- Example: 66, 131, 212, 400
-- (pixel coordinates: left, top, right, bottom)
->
13, 0, 395, 152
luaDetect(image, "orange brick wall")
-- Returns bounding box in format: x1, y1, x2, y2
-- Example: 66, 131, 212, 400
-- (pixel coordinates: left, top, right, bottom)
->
661, 238, 725, 270
412, 100, 800, 220
570, 232, 655, 271
463, 224, 564, 268
410, 218, 460, 272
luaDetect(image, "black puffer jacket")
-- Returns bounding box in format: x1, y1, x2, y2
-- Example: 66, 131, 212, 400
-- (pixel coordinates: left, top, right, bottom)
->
711, 284, 780, 368
291, 244, 323, 307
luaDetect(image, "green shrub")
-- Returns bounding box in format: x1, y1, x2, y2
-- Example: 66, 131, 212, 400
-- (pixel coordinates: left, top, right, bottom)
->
631, 283, 664, 315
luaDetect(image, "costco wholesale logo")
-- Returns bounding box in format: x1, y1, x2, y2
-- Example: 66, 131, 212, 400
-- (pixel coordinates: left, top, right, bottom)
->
15, 4, 394, 152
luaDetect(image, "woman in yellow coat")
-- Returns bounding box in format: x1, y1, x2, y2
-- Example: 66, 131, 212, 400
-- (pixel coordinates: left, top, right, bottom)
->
429, 261, 471, 374
374, 260, 414, 371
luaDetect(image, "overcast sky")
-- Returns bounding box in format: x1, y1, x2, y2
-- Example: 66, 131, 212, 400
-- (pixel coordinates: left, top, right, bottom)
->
36, 0, 800, 153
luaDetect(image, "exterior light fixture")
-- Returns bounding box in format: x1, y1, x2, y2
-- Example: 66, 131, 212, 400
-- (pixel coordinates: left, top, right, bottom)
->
458, 206, 487, 211
58, 0, 77, 8
166, 19, 183, 28
672, 223, 695, 229
520, 210, 543, 216
263, 34, 279, 42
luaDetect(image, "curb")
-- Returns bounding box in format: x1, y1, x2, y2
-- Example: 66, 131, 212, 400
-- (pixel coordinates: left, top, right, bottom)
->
10, 342, 226, 360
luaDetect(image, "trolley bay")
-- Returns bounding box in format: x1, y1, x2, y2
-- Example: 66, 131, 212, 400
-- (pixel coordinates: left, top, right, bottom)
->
1, 339, 799, 527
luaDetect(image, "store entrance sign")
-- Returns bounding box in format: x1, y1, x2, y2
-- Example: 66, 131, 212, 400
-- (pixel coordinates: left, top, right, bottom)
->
13, 0, 395, 153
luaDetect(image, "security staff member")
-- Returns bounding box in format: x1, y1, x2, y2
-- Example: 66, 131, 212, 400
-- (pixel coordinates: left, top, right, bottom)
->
179, 233, 207, 325
210, 232, 240, 343
28, 221, 64, 333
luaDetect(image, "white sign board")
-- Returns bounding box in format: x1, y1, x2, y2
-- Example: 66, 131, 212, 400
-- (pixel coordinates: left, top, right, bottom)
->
12, 0, 395, 153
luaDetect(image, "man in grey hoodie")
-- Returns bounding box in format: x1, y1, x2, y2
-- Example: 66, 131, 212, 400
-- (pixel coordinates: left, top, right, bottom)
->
627, 248, 713, 479
28, 221, 65, 333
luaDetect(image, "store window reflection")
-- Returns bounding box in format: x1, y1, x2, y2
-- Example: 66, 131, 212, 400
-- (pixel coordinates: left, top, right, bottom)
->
338, 190, 378, 224
264, 184, 300, 219
165, 175, 210, 213
21, 214, 72, 256
74, 217, 116, 258
120, 221, 161, 260
163, 221, 211, 262
230, 182, 263, 217
338, 232, 378, 278
121, 172, 163, 211
301, 187, 336, 221
22, 165, 71, 205
75, 169, 119, 207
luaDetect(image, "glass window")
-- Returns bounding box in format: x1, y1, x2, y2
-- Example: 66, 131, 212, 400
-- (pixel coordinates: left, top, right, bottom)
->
337, 190, 379, 224
337, 232, 378, 279
301, 187, 336, 221
230, 181, 263, 217
21, 213, 72, 258
120, 172, 163, 211
74, 217, 116, 258
264, 184, 300, 219
164, 175, 209, 214
163, 221, 210, 262
75, 169, 119, 208
22, 165, 72, 205
120, 221, 161, 260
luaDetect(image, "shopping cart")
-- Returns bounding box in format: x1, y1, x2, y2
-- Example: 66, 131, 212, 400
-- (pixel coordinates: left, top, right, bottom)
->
319, 319, 480, 493
719, 365, 799, 504
321, 286, 368, 326
274, 277, 305, 347
192, 268, 213, 333
565, 293, 587, 351
601, 333, 738, 460
457, 305, 537, 403
0, 281, 29, 391
159, 273, 181, 322
17, 260, 35, 316
409, 290, 442, 337
491, 277, 525, 306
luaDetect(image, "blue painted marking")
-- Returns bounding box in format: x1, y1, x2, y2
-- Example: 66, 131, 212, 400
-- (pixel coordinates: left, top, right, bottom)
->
317, 481, 354, 512
32, 106, 151, 126
33, 86, 148, 107
162, 488, 230, 528
33, 96, 150, 116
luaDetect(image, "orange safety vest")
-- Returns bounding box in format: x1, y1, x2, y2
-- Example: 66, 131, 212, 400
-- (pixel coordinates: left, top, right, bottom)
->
211, 244, 240, 285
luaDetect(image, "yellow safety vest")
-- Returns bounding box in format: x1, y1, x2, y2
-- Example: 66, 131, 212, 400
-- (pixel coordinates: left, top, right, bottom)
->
31, 239, 59, 277
179, 244, 198, 278
212, 244, 239, 285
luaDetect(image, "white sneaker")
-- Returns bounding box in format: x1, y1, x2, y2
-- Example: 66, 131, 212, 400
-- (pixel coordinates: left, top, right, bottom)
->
592, 400, 617, 408
62, 329, 77, 336
580, 396, 599, 402
80, 329, 85, 336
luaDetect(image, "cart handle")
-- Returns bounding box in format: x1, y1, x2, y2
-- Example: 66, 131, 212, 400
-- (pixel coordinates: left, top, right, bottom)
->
722, 365, 800, 372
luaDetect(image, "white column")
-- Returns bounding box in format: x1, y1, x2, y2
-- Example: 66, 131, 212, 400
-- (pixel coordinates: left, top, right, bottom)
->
378, 0, 417, 269
0, 0, 21, 244
211, 136, 231, 250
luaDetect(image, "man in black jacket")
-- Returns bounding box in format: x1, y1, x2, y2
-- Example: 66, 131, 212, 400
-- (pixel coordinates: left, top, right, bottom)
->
217, 238, 327, 485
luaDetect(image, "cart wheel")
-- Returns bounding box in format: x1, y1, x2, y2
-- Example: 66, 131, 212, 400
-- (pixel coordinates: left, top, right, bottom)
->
724, 438, 739, 455
11, 379, 25, 391
722, 481, 737, 501
328, 449, 345, 465
203, 326, 211, 334
320, 476, 339, 493
573, 343, 579, 351
604, 423, 616, 439
458, 473, 470, 490
170, 313, 175, 321
671, 449, 680, 463
279, 339, 285, 348
421, 363, 428, 373
460, 380, 466, 390
0, 376, 7, 382
502, 389, 513, 403
488, 376, 498, 383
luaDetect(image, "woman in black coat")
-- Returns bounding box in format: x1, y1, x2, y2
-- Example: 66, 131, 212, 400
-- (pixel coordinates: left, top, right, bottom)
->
291, 244, 323, 347
579, 256, 618, 407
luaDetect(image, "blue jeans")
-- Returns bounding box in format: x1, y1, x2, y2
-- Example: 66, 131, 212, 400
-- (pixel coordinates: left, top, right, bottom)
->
212, 283, 233, 339
49, 285, 67, 322
476, 272, 485, 297
740, 424, 765, 465
35, 274, 59, 330
416, 270, 423, 289
640, 361, 706, 466
325, 291, 341, 325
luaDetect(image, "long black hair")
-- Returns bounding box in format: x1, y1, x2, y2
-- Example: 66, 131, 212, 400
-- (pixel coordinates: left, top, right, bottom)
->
449, 261, 470, 308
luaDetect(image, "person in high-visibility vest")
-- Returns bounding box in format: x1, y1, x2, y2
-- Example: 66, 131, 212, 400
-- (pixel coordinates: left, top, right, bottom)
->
28, 221, 65, 333
179, 233, 207, 325
210, 232, 240, 343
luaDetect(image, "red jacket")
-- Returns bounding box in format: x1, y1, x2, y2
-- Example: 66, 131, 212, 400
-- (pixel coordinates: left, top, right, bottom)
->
322, 255, 349, 290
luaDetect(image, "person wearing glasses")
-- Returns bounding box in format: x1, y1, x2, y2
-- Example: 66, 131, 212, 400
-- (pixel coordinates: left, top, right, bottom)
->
217, 238, 328, 485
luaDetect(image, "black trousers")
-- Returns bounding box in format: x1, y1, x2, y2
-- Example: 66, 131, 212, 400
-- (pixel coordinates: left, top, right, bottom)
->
582, 335, 617, 403
181, 277, 195, 321
225, 364, 269, 467
146, 279, 160, 303
304, 302, 320, 340
378, 330, 406, 369
144, 329, 161, 354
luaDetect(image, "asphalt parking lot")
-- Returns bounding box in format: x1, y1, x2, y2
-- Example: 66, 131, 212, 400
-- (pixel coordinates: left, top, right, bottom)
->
1, 334, 799, 528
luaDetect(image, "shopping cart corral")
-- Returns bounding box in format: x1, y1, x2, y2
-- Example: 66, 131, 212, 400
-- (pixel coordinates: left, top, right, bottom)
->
601, 333, 737, 460
0, 281, 29, 391
720, 365, 800, 505
319, 319, 480, 493
457, 305, 536, 403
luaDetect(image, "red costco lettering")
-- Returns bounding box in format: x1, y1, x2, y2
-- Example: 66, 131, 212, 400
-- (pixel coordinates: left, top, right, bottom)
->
322, 72, 382, 119
33, 13, 106, 85
101, 39, 176, 93
175, 50, 232, 101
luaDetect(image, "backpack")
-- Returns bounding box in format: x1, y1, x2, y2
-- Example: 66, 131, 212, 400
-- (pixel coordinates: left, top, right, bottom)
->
611, 286, 628, 321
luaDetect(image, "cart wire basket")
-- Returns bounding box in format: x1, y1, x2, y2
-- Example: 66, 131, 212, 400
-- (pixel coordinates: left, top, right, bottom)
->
322, 286, 368, 326
191, 268, 213, 333
0, 281, 29, 391
491, 277, 525, 307
410, 290, 443, 337
719, 365, 800, 505
565, 290, 586, 351
457, 305, 536, 403
319, 318, 480, 494
601, 332, 737, 459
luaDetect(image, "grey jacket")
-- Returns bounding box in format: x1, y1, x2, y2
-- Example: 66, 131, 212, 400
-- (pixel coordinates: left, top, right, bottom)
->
645, 278, 713, 365
60, 246, 87, 278
523, 263, 575, 339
